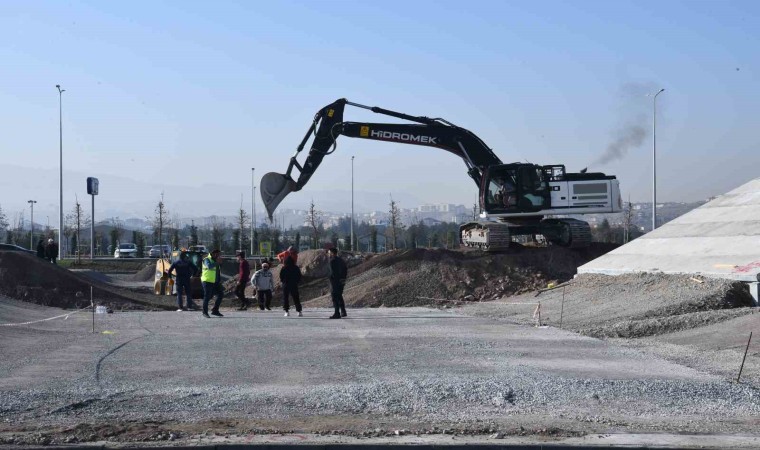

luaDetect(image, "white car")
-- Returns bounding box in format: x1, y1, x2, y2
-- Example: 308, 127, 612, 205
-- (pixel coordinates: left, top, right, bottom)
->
188, 245, 208, 254
114, 243, 138, 258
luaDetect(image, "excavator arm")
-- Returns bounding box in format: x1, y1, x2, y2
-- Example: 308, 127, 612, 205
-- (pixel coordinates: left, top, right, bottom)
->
260, 98, 502, 219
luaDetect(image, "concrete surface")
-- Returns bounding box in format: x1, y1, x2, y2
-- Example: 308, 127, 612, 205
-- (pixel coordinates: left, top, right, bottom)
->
578, 177, 760, 281
1, 298, 759, 447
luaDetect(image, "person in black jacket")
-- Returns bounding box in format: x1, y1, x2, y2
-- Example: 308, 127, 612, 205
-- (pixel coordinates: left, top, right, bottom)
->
280, 256, 303, 317
327, 247, 347, 319
165, 252, 199, 311
36, 239, 46, 259
45, 239, 59, 264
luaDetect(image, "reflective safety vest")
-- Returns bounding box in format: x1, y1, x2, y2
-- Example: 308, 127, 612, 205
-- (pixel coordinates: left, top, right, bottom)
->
201, 254, 218, 283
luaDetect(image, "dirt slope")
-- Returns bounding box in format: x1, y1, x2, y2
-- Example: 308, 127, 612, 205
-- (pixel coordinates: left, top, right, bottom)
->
0, 251, 173, 311
301, 244, 616, 308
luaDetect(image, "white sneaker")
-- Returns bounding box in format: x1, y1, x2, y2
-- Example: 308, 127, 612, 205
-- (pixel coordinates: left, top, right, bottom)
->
284, 311, 290, 317
176, 308, 183, 312
297, 311, 303, 317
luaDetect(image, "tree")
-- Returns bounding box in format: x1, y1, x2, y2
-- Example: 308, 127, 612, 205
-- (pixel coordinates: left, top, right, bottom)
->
388, 197, 403, 250
295, 231, 301, 250
237, 202, 251, 254
150, 193, 169, 248
370, 225, 378, 253
306, 200, 324, 249
0, 204, 8, 243
190, 222, 199, 246
232, 229, 240, 253
171, 228, 180, 250
132, 231, 146, 257
210, 216, 225, 252
66, 198, 90, 263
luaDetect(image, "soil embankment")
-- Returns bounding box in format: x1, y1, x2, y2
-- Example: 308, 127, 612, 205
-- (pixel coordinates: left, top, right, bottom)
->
0, 251, 173, 310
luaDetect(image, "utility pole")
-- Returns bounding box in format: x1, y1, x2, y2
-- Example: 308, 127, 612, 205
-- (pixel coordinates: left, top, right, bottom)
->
652, 88, 665, 231
56, 84, 65, 258
253, 168, 257, 255
351, 156, 355, 252
255, 167, 256, 256
27, 200, 36, 250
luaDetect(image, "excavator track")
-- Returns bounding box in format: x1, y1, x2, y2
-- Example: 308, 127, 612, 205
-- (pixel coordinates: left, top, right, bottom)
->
460, 222, 512, 251
542, 218, 592, 249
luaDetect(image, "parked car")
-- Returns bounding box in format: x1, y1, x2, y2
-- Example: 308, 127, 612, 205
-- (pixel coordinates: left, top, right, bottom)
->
188, 245, 208, 254
149, 245, 171, 258
0, 243, 35, 255
114, 243, 138, 258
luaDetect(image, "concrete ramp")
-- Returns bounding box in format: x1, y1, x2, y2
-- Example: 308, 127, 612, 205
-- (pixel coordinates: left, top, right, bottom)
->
578, 177, 760, 282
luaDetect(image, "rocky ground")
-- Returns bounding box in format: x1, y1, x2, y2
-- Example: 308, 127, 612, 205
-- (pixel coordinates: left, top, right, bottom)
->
0, 246, 758, 448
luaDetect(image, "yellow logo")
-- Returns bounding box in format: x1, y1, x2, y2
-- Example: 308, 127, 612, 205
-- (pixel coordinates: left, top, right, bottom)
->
360, 126, 369, 137
327, 109, 334, 117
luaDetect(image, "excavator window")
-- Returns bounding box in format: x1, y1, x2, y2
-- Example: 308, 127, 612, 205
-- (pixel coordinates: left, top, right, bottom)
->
485, 169, 518, 211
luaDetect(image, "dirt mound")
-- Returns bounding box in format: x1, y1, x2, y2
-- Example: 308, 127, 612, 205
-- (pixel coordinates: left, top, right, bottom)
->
301, 244, 617, 308
466, 272, 756, 338
129, 263, 157, 282
0, 251, 173, 311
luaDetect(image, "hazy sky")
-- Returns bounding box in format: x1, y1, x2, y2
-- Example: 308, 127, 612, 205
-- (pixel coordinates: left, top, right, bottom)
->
2, 0, 759, 221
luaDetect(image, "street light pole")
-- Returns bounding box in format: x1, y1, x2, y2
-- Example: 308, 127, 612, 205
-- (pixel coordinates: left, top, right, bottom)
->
56, 84, 65, 258
351, 156, 355, 252
28, 200, 37, 250
652, 88, 665, 231
255, 167, 256, 256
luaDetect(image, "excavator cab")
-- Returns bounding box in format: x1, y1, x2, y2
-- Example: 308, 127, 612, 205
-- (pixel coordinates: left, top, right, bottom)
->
481, 164, 550, 214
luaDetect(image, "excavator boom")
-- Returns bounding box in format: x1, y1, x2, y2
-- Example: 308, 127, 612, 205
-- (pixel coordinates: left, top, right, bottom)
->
261, 98, 502, 219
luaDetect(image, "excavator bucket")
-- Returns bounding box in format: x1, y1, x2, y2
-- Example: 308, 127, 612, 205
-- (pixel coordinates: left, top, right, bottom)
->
260, 172, 297, 220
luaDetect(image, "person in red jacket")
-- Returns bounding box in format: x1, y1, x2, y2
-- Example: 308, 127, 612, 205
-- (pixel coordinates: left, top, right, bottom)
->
277, 246, 298, 264
235, 251, 251, 310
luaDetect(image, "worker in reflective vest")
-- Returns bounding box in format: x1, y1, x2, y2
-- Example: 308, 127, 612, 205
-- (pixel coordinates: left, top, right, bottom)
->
201, 249, 224, 318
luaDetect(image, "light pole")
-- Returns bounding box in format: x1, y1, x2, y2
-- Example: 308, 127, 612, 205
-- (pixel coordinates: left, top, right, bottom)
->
652, 88, 665, 230
56, 84, 65, 257
28, 200, 37, 250
255, 167, 256, 256
351, 156, 355, 252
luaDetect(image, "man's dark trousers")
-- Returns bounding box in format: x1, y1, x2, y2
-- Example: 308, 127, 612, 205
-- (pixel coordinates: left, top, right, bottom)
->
331, 281, 346, 316
282, 285, 302, 312
176, 278, 192, 309
235, 283, 248, 308
202, 281, 223, 314
257, 289, 272, 310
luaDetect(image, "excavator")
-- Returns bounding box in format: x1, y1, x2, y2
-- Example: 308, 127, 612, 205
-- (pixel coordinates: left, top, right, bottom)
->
260, 99, 622, 251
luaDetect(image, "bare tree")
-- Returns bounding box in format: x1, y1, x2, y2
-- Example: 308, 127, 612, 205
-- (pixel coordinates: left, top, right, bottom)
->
623, 198, 633, 243
149, 193, 169, 251
0, 204, 8, 243
209, 216, 226, 252
306, 200, 323, 249
237, 197, 250, 253
388, 196, 404, 250
66, 197, 91, 263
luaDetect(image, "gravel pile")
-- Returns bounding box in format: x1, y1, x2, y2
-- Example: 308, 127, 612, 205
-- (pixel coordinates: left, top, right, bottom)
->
467, 272, 756, 337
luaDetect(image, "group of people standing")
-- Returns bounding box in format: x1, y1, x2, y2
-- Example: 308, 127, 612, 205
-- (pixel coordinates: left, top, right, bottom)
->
165, 246, 349, 319
35, 238, 59, 264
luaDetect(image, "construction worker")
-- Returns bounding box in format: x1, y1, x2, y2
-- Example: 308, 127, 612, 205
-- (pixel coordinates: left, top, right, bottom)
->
277, 245, 298, 264
280, 255, 303, 317
235, 251, 251, 311
327, 247, 348, 319
165, 252, 199, 311
200, 249, 224, 318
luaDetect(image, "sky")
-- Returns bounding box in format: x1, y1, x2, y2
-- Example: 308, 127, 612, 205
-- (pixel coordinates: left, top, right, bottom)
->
1, 0, 759, 223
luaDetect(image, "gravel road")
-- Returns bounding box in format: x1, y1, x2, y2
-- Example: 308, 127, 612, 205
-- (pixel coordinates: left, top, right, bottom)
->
1, 297, 759, 446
